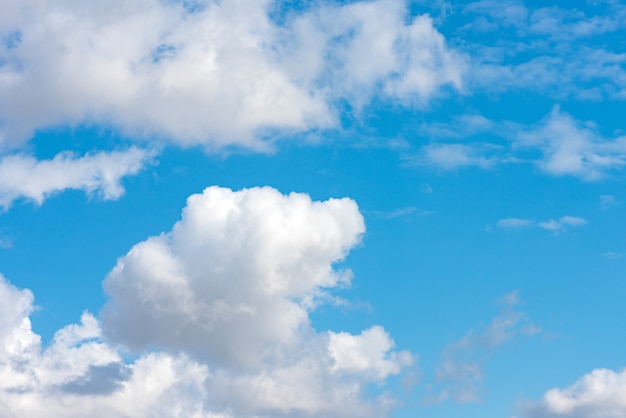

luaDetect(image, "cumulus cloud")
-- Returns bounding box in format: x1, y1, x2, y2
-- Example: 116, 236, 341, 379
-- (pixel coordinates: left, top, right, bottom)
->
523, 368, 626, 418
0, 0, 464, 151
0, 275, 224, 417
102, 186, 368, 367
0, 147, 153, 210
0, 186, 412, 417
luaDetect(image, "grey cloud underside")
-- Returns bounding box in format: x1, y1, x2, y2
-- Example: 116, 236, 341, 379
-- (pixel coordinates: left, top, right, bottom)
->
58, 363, 131, 396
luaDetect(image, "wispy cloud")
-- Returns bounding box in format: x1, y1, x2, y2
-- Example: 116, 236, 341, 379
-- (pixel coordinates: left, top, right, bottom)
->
428, 292, 540, 403
602, 251, 623, 260
496, 218, 535, 230
371, 206, 433, 219
516, 107, 626, 181
0, 147, 154, 210
410, 143, 501, 170
413, 107, 626, 180
495, 216, 587, 234
600, 194, 618, 208
462, 1, 626, 99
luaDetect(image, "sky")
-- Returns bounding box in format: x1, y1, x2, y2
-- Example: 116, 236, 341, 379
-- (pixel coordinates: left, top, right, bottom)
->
0, 0, 626, 417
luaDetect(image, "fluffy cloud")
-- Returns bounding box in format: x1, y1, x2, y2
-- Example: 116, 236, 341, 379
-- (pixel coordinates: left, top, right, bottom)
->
0, 186, 412, 417
0, 147, 153, 210
0, 0, 464, 151
524, 368, 626, 418
102, 186, 367, 367
0, 274, 224, 418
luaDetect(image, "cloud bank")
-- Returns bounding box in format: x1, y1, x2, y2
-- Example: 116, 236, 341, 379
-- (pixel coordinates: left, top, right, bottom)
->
0, 186, 413, 417
0, 0, 463, 151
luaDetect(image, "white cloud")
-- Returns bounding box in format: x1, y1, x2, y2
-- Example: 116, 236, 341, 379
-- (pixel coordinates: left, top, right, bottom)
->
537, 216, 587, 233
415, 108, 626, 180
495, 215, 586, 234
0, 186, 414, 417
517, 108, 626, 180
102, 186, 367, 367
0, 276, 225, 417
0, 147, 153, 210
414, 143, 498, 170
0, 0, 464, 151
523, 368, 626, 418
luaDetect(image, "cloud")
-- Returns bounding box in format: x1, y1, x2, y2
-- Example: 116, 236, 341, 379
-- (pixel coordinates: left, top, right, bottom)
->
430, 292, 540, 403
414, 108, 626, 180
0, 186, 414, 417
0, 0, 464, 151
496, 218, 535, 229
102, 186, 367, 367
0, 277, 224, 417
0, 147, 153, 210
516, 108, 626, 180
495, 216, 586, 234
463, 1, 529, 30
602, 251, 623, 259
371, 206, 433, 219
461, 0, 626, 99
412, 143, 499, 170
600, 194, 618, 208
523, 368, 626, 418
537, 216, 587, 233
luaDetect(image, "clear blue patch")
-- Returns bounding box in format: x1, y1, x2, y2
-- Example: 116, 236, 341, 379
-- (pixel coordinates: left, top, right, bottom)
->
2, 31, 22, 49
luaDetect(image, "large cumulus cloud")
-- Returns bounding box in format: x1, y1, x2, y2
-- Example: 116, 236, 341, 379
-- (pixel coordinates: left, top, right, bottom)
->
0, 186, 413, 417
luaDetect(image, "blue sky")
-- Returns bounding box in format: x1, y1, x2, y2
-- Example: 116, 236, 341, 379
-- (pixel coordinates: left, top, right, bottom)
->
1, 0, 626, 417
